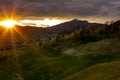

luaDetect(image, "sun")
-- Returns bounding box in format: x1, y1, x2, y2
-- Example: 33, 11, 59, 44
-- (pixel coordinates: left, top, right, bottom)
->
0, 20, 18, 28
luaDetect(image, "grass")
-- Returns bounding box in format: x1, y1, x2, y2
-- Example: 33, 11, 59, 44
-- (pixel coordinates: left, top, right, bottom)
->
63, 61, 120, 80
0, 38, 120, 80
0, 46, 82, 80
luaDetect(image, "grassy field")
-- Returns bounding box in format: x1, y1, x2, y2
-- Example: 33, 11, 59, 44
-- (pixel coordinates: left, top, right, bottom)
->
63, 61, 120, 80
0, 38, 120, 80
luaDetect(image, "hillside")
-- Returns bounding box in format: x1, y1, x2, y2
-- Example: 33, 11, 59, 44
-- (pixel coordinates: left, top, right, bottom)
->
63, 61, 120, 80
0, 37, 120, 80
0, 20, 119, 80
0, 19, 102, 50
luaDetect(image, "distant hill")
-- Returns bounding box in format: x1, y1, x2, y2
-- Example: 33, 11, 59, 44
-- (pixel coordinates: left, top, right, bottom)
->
45, 19, 103, 33
15, 19, 103, 41
0, 37, 120, 80
0, 20, 120, 80
0, 19, 103, 50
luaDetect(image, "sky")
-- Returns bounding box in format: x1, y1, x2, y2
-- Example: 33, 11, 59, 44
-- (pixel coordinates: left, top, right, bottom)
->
0, 0, 120, 27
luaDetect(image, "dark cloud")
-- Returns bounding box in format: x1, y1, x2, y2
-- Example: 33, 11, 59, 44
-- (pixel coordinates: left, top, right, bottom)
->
0, 0, 14, 6
0, 0, 120, 21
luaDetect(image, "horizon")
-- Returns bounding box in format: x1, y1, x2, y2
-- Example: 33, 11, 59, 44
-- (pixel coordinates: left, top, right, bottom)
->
0, 0, 120, 27
18, 18, 112, 27
0, 18, 118, 28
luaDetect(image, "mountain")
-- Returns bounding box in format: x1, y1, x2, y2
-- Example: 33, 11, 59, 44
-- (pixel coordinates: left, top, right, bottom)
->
0, 21, 120, 80
45, 19, 103, 33
0, 19, 103, 50
0, 20, 120, 80
16, 19, 103, 40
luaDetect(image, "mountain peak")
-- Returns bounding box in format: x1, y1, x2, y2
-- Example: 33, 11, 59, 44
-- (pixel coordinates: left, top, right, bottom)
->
71, 19, 79, 21
70, 19, 88, 23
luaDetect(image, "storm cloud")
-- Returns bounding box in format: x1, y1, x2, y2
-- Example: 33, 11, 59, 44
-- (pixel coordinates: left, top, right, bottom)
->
0, 0, 120, 22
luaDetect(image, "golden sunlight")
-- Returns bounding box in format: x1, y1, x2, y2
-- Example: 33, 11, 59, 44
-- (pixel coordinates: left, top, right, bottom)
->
0, 20, 18, 28
20, 18, 64, 27
42, 18, 62, 26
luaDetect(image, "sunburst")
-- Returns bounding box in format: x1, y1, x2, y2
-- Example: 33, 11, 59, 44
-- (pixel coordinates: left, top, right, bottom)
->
0, 20, 18, 28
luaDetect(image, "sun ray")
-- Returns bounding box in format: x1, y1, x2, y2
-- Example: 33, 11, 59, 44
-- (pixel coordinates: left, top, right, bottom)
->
0, 21, 49, 62
0, 28, 10, 45
0, 0, 50, 78
10, 1, 17, 19
0, 7, 9, 19
13, 27, 49, 61
9, 28, 22, 74
0, 0, 50, 63
0, 20, 17, 28
13, 27, 32, 43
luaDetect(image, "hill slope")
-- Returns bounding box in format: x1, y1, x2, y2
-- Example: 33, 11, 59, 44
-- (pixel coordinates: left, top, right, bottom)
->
63, 61, 120, 80
0, 37, 120, 80
0, 19, 102, 50
0, 20, 119, 80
